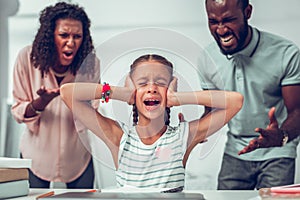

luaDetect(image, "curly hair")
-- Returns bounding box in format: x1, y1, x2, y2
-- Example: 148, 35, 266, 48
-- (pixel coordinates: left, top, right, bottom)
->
30, 2, 95, 77
130, 54, 173, 126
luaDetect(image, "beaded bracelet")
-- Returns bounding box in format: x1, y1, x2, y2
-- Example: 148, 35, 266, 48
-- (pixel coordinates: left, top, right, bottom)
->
101, 82, 111, 103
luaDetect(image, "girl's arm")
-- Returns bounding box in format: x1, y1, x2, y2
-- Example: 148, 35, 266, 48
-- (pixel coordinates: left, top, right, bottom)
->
174, 90, 243, 137
60, 82, 134, 166
167, 80, 243, 165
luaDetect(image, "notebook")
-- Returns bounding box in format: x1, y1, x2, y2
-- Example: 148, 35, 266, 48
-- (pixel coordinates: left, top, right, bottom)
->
42, 191, 205, 200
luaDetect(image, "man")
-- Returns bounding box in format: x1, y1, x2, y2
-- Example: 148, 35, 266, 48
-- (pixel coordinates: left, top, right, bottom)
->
201, 0, 300, 190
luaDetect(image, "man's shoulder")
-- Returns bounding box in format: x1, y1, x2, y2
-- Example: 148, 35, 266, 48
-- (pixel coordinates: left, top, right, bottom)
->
258, 28, 298, 48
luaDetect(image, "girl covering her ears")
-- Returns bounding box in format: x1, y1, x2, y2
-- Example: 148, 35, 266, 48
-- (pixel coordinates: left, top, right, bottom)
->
60, 54, 243, 189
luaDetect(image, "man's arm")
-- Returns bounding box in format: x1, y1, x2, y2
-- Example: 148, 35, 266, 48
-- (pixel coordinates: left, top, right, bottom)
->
238, 85, 300, 155
280, 85, 300, 141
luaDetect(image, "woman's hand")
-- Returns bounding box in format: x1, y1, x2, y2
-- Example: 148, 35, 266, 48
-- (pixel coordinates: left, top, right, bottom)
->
37, 85, 60, 103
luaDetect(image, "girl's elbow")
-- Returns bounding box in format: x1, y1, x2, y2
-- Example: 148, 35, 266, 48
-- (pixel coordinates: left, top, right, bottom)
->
60, 83, 72, 103
233, 92, 244, 111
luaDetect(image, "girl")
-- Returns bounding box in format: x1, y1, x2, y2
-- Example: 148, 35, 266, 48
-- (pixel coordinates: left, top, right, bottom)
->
60, 54, 243, 189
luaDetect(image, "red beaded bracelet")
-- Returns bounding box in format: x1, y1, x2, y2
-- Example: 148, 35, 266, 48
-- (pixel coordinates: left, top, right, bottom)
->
101, 82, 111, 103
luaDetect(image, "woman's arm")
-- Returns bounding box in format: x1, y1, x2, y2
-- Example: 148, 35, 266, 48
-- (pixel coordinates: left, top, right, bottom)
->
60, 82, 134, 165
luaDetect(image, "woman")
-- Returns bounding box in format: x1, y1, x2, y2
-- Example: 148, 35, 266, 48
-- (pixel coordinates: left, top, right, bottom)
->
61, 54, 243, 189
11, 2, 99, 188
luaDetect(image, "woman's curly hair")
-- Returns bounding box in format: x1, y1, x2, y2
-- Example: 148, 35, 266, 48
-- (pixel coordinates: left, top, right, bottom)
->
130, 54, 173, 126
30, 2, 95, 77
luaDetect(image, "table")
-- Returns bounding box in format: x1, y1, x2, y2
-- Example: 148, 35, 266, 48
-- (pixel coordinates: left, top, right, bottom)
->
10, 189, 263, 200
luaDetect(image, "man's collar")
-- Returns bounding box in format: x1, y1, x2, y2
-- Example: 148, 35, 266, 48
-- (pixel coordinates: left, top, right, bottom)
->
227, 26, 260, 59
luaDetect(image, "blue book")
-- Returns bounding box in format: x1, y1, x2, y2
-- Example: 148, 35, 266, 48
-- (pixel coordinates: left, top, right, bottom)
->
0, 157, 32, 168
0, 180, 29, 199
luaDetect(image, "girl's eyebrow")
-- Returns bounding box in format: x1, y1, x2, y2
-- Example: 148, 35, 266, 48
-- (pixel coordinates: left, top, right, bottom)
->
157, 76, 168, 80
135, 76, 148, 81
154, 76, 169, 82
136, 76, 168, 82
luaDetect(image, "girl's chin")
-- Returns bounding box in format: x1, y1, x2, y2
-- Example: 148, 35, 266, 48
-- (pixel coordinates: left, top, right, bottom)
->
144, 105, 160, 111
144, 112, 166, 121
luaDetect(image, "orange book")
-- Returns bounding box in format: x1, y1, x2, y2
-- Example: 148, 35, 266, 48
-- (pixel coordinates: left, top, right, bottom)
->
0, 168, 29, 183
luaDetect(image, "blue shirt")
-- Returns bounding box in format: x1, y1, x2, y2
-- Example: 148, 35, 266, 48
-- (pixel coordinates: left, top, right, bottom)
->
200, 27, 300, 161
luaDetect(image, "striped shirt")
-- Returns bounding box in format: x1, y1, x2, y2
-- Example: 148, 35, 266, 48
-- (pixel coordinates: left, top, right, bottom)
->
116, 122, 189, 188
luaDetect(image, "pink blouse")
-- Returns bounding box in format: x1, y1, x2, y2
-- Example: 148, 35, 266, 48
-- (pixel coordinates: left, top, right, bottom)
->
11, 45, 100, 182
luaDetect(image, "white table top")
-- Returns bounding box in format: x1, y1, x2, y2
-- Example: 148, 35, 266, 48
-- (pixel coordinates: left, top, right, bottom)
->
10, 189, 263, 200
11, 189, 300, 200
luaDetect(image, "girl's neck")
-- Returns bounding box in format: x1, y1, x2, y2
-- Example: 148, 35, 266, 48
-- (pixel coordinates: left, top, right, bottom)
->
136, 121, 167, 145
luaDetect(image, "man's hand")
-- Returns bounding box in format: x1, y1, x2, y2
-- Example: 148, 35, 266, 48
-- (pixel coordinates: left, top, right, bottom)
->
238, 107, 285, 155
177, 103, 208, 144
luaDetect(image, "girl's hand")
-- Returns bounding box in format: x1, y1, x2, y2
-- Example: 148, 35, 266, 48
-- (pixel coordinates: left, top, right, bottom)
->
124, 74, 136, 105
167, 76, 179, 107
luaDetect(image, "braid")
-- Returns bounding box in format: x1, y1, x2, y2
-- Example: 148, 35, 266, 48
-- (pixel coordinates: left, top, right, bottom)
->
132, 104, 138, 126
132, 105, 170, 126
165, 107, 170, 125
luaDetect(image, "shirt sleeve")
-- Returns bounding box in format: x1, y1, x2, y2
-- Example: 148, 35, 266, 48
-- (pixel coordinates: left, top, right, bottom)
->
199, 45, 221, 90
179, 122, 190, 154
11, 46, 41, 133
281, 44, 300, 86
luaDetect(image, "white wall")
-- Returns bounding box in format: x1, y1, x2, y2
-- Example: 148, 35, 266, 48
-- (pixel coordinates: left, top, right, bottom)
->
3, 0, 300, 189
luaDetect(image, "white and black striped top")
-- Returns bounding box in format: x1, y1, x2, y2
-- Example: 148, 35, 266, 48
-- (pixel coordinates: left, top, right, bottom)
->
116, 121, 189, 188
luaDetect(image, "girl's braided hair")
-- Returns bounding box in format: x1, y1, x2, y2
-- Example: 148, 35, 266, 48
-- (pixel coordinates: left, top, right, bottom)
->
130, 54, 173, 126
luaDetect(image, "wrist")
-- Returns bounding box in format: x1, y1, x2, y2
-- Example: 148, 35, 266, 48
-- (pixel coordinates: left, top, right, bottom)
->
280, 129, 289, 146
29, 102, 44, 114
111, 86, 134, 103
35, 96, 50, 110
101, 82, 111, 103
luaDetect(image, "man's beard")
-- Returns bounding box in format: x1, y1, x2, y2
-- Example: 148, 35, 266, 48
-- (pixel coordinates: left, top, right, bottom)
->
218, 20, 249, 55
